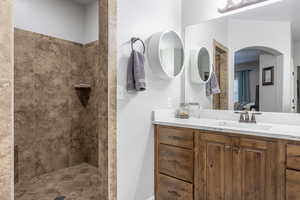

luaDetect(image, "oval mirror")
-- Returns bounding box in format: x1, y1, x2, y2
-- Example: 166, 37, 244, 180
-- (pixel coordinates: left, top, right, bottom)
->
160, 31, 184, 77
197, 47, 211, 82
148, 31, 185, 79
190, 47, 211, 84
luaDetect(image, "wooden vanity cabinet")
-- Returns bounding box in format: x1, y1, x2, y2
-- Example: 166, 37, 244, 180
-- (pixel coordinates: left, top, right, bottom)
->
196, 132, 277, 200
155, 126, 194, 200
286, 144, 300, 200
155, 125, 283, 200
195, 133, 233, 200
232, 138, 277, 200
286, 170, 300, 200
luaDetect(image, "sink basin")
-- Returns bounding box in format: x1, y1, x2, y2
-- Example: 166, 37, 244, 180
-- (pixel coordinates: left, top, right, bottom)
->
218, 121, 272, 131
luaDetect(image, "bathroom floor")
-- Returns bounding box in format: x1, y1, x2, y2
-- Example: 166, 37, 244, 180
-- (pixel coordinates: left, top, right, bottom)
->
15, 163, 100, 200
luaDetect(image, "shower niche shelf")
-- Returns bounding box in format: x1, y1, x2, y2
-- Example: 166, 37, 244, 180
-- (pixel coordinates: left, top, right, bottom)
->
74, 83, 91, 89
74, 84, 91, 107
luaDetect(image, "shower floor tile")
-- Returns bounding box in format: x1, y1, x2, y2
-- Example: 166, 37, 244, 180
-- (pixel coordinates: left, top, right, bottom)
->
15, 163, 100, 200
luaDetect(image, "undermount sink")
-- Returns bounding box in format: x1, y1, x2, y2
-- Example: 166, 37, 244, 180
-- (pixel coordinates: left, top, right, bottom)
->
218, 121, 272, 131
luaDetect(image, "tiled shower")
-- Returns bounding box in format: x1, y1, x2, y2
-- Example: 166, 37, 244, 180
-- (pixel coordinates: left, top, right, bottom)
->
14, 0, 100, 199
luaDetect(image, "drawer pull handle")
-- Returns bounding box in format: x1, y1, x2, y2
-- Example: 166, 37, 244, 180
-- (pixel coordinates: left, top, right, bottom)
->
225, 145, 231, 150
168, 190, 181, 197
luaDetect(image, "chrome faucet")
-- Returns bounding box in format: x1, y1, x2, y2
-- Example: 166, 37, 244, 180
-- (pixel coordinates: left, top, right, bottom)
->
235, 111, 262, 123
250, 111, 262, 123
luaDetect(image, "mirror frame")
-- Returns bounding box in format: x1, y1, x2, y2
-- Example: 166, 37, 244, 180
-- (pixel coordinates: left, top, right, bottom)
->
148, 30, 185, 79
191, 47, 212, 84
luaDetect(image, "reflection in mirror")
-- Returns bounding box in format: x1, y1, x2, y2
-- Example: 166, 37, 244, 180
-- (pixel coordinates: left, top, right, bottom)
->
185, 0, 300, 113
160, 31, 184, 77
234, 47, 283, 112
198, 48, 211, 82
298, 66, 300, 113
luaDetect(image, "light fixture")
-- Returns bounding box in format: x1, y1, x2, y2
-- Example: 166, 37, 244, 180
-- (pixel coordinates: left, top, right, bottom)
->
218, 0, 228, 10
218, 0, 269, 13
232, 0, 243, 5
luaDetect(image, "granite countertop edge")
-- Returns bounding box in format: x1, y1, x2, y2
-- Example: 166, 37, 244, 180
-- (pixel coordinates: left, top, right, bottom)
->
153, 120, 300, 142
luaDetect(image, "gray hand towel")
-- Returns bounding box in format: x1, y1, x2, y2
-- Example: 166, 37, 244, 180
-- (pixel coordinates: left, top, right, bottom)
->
206, 72, 221, 96
127, 50, 146, 91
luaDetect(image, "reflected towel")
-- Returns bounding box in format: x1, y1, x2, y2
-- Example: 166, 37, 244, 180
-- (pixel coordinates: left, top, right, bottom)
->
127, 50, 146, 91
206, 72, 221, 96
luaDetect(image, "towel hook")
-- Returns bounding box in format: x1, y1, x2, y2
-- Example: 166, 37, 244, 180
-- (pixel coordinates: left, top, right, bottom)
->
131, 37, 145, 54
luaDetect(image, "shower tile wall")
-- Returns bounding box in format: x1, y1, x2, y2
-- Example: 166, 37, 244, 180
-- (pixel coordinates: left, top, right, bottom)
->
14, 28, 98, 184
82, 41, 99, 167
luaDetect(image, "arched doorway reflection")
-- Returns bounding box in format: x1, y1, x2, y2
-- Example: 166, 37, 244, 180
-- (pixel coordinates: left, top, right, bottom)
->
234, 46, 284, 112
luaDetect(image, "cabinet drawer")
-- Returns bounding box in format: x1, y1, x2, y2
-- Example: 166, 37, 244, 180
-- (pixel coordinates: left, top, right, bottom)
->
287, 170, 300, 200
159, 144, 194, 182
157, 126, 194, 149
287, 144, 300, 170
157, 174, 193, 200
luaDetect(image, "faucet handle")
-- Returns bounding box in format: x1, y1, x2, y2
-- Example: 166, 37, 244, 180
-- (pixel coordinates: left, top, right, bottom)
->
250, 111, 262, 123
234, 111, 248, 122
244, 111, 250, 121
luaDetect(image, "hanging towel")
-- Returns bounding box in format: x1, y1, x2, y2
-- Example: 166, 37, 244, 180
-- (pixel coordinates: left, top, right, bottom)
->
127, 50, 146, 91
206, 72, 221, 96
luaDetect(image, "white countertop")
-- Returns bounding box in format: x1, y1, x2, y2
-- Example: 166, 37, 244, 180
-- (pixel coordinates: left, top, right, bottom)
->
153, 109, 300, 141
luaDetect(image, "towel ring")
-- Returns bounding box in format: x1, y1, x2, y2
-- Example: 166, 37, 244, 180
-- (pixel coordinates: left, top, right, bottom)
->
131, 37, 145, 54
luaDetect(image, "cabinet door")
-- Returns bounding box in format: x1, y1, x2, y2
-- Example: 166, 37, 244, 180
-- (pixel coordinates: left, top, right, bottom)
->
287, 170, 300, 200
196, 132, 233, 200
233, 138, 277, 200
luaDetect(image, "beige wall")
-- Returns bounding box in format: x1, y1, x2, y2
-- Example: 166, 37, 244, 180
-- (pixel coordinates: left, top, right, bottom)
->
0, 0, 13, 199
97, 0, 117, 199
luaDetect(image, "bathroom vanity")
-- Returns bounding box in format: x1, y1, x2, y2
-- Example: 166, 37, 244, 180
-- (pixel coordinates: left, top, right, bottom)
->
153, 112, 300, 200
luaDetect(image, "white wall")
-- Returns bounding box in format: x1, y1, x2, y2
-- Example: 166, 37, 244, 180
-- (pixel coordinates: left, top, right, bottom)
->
184, 18, 228, 108
295, 42, 300, 66
249, 68, 259, 102
84, 0, 99, 44
298, 66, 300, 112
14, 0, 98, 44
228, 19, 291, 112
294, 41, 300, 112
117, 0, 182, 199
259, 54, 283, 112
182, 0, 222, 27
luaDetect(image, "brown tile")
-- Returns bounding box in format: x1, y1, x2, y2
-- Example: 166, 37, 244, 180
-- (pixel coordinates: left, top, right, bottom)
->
13, 2, 119, 194
14, 28, 101, 184
15, 163, 100, 200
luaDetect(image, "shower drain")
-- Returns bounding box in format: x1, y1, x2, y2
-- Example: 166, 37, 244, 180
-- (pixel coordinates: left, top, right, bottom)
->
54, 196, 66, 200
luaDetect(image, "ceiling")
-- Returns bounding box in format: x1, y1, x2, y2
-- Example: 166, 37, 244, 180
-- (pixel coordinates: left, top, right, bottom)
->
235, 48, 275, 64
70, 0, 96, 5
229, 0, 300, 41
235, 49, 261, 64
